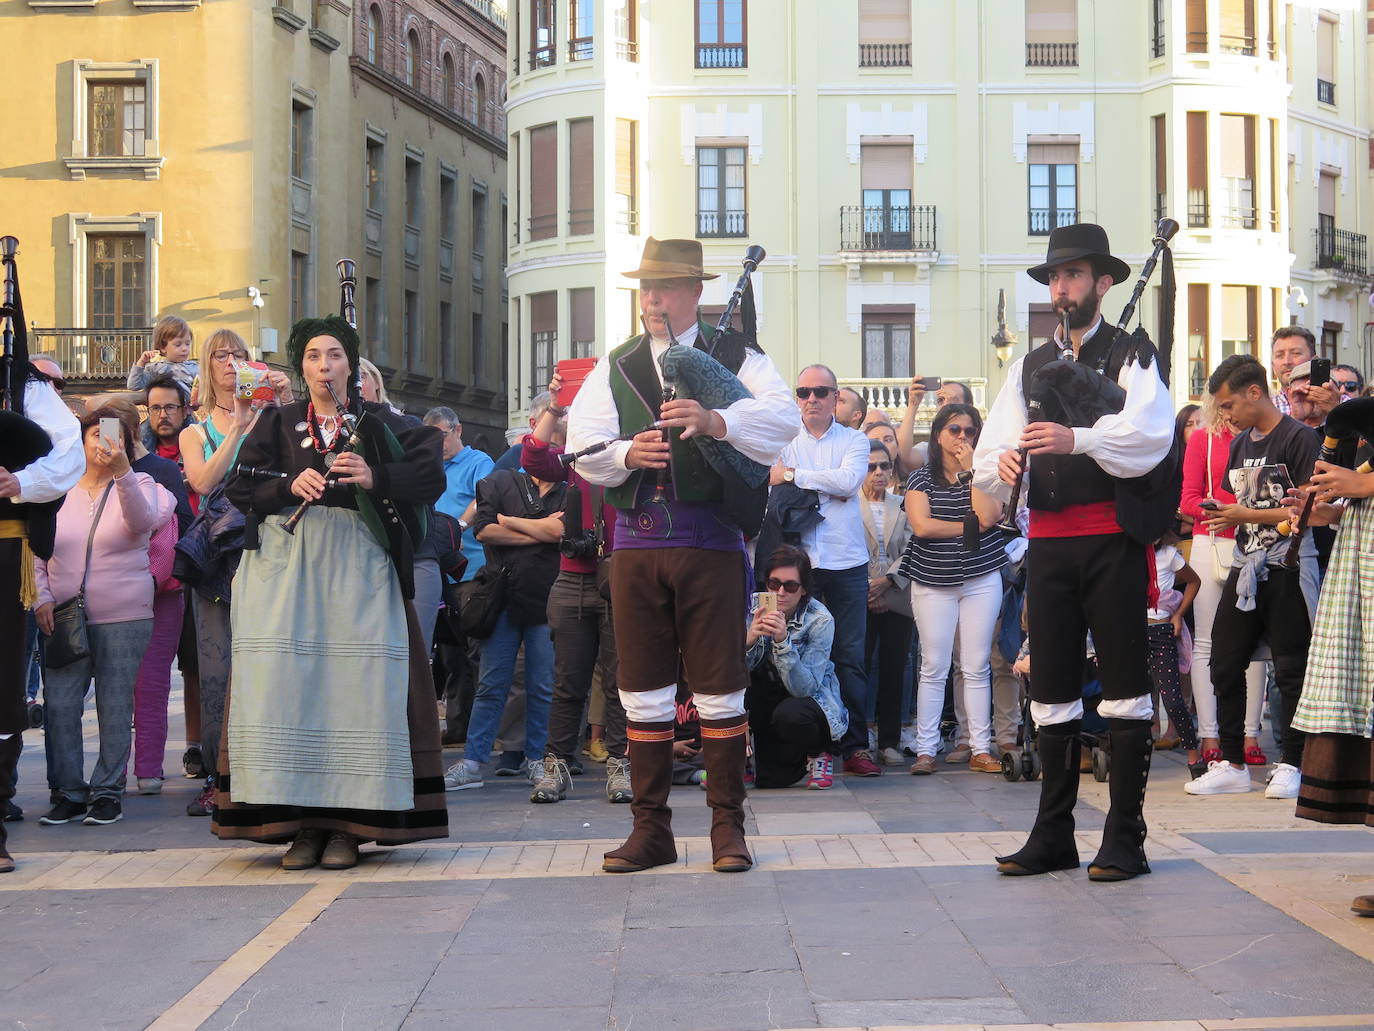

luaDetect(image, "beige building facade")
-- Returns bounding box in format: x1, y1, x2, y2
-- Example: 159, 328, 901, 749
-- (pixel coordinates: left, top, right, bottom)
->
505, 0, 1373, 428
5, 0, 510, 450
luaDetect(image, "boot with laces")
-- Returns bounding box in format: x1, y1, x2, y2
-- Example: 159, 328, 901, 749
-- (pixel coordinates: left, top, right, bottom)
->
530, 756, 572, 803
605, 756, 633, 803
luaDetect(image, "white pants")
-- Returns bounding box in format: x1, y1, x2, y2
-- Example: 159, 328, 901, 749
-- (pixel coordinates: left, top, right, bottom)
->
1189, 534, 1266, 740
910, 570, 1003, 755
620, 685, 745, 723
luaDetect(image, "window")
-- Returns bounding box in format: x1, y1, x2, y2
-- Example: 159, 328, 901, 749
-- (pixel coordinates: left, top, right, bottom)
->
615, 0, 638, 60
861, 309, 913, 379
365, 276, 384, 357
1028, 303, 1060, 351
1320, 322, 1340, 362
858, 0, 911, 67
1316, 171, 1337, 267
1221, 285, 1258, 364
532, 0, 556, 69
441, 53, 456, 109
474, 311, 486, 382
697, 0, 746, 68
405, 156, 422, 228
860, 142, 913, 248
439, 173, 457, 242
1027, 137, 1077, 235
473, 73, 486, 130
568, 118, 595, 235
1186, 0, 1206, 52
366, 5, 382, 65
405, 30, 420, 87
366, 138, 385, 212
1152, 114, 1167, 223
615, 119, 638, 234
1024, 0, 1077, 67
1317, 14, 1336, 105
88, 235, 147, 329
1268, 117, 1280, 231
439, 300, 453, 379
291, 102, 312, 181
570, 288, 595, 358
530, 291, 557, 398
528, 125, 558, 240
569, 0, 594, 60
1187, 283, 1209, 398
1219, 0, 1256, 55
1187, 111, 1208, 227
290, 251, 309, 324
697, 145, 746, 237
1150, 0, 1165, 58
472, 186, 488, 257
403, 290, 418, 369
1219, 114, 1256, 228
88, 82, 147, 157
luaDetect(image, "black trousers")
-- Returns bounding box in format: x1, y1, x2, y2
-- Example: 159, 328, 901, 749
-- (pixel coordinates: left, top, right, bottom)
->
435, 636, 479, 741
749, 694, 830, 788
1210, 567, 1311, 768
0, 540, 28, 734
546, 570, 627, 760
1026, 533, 1150, 705
865, 609, 912, 749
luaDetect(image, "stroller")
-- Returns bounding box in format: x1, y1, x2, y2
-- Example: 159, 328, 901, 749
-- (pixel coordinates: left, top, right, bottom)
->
1001, 652, 1111, 783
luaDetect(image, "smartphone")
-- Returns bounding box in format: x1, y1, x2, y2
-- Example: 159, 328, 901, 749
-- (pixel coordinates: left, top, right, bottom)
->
920, 376, 943, 392
1199, 499, 1220, 511
752, 591, 778, 614
1309, 357, 1331, 388
98, 416, 121, 451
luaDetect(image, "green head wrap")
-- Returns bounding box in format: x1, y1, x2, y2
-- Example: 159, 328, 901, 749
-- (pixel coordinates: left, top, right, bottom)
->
285, 315, 361, 383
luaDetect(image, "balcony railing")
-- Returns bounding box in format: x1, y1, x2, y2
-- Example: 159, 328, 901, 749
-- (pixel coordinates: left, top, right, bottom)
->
527, 213, 557, 240
568, 36, 593, 61
459, 0, 506, 29
615, 206, 639, 235
1187, 190, 1209, 228
1025, 41, 1077, 67
858, 42, 911, 67
1219, 206, 1257, 230
1218, 33, 1256, 56
851, 377, 989, 425
529, 44, 555, 70
1186, 30, 1208, 53
568, 208, 594, 235
32, 327, 153, 382
839, 205, 938, 251
1154, 192, 1167, 225
615, 38, 639, 61
696, 43, 745, 68
1028, 207, 1077, 236
1317, 79, 1335, 105
698, 210, 747, 238
1315, 226, 1368, 279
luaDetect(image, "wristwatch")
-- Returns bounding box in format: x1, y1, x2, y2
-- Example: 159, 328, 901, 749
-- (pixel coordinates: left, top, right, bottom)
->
782, 468, 795, 484
956, 470, 974, 487
458, 519, 470, 532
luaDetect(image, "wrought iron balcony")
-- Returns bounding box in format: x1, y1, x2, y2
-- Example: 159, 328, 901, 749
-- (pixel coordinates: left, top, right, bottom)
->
1154, 192, 1168, 225
839, 205, 938, 252
529, 44, 555, 70
1315, 226, 1368, 279
1219, 33, 1256, 56
615, 38, 639, 61
1025, 41, 1077, 67
697, 210, 747, 238
1317, 79, 1335, 105
696, 43, 745, 68
858, 42, 911, 67
1187, 191, 1209, 229
568, 37, 593, 61
1028, 207, 1077, 236
31, 327, 153, 384
568, 208, 594, 235
527, 213, 557, 241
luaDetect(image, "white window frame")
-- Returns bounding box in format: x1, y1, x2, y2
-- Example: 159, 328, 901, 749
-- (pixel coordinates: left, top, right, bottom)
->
67, 60, 164, 180
65, 212, 162, 327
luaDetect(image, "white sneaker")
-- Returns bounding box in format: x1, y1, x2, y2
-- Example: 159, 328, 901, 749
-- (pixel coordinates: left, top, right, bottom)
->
136, 777, 164, 795
1264, 762, 1300, 799
899, 728, 920, 757
1184, 761, 1252, 795
443, 760, 483, 791
877, 746, 906, 766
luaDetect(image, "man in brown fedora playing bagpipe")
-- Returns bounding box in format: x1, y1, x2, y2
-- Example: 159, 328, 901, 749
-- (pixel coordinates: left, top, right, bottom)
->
565, 237, 798, 873
973, 223, 1178, 881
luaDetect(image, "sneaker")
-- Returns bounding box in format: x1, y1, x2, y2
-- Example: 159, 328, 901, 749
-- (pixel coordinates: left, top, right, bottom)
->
493, 751, 526, 777
26, 700, 43, 729
899, 727, 920, 757
877, 746, 906, 766
566, 757, 585, 777
137, 777, 164, 796
529, 757, 571, 803
867, 728, 879, 753
39, 799, 88, 825
182, 744, 204, 779
690, 769, 708, 789
444, 760, 484, 791
1184, 761, 1252, 795
945, 746, 972, 764
186, 781, 215, 816
843, 750, 881, 777
83, 798, 122, 825
806, 753, 835, 790
1264, 762, 1301, 799
583, 739, 610, 763
3, 801, 22, 822
606, 756, 633, 803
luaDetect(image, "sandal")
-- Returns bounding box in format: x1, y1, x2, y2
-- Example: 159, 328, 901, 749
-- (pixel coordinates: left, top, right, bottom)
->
1244, 745, 1268, 766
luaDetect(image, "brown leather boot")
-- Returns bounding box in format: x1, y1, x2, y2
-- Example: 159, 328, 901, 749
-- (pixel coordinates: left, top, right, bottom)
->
603, 721, 677, 872
701, 715, 752, 873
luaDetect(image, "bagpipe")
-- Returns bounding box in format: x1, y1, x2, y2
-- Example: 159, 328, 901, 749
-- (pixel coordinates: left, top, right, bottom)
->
1277, 395, 1374, 567
1000, 219, 1182, 545
0, 236, 55, 474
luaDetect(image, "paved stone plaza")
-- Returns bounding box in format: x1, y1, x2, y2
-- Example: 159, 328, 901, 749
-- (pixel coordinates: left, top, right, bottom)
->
3, 686, 1373, 1031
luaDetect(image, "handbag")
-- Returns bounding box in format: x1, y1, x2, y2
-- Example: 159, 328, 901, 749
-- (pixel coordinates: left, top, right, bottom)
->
148, 511, 180, 594
45, 482, 113, 669
456, 562, 508, 640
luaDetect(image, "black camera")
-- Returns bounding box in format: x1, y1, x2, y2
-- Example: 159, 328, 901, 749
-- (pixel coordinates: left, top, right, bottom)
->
559, 529, 600, 560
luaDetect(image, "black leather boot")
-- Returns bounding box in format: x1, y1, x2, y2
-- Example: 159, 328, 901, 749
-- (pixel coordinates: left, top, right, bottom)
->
1089, 718, 1153, 881
996, 719, 1081, 876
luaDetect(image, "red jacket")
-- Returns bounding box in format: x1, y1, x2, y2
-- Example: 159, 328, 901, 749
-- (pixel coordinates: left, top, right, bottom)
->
1180, 426, 1238, 540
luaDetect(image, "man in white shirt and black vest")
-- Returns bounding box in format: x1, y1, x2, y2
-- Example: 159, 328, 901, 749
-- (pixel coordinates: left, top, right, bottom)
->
566, 238, 799, 874
973, 224, 1176, 882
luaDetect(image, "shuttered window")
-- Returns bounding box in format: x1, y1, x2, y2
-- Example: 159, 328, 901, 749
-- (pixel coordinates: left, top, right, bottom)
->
1186, 0, 1207, 52
529, 124, 557, 241
568, 118, 594, 235
1219, 114, 1255, 228
1219, 0, 1255, 55
859, 0, 909, 42
570, 287, 595, 358
530, 291, 557, 397
615, 119, 638, 234
1187, 111, 1208, 226
1025, 0, 1076, 43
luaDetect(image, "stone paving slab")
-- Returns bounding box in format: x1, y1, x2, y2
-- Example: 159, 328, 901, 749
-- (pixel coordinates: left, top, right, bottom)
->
1184, 830, 1374, 854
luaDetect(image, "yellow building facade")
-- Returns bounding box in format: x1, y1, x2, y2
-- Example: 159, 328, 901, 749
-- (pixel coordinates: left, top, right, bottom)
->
506, 0, 1372, 426
5, 0, 511, 450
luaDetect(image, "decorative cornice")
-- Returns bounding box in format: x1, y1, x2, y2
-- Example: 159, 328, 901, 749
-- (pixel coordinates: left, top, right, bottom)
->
350, 58, 506, 154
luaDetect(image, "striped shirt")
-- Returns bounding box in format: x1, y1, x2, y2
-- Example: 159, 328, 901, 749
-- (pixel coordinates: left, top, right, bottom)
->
899, 466, 1007, 587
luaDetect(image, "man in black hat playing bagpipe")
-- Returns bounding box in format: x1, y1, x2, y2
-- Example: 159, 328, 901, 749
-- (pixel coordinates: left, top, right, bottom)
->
973, 222, 1180, 881
565, 237, 799, 874
0, 237, 84, 872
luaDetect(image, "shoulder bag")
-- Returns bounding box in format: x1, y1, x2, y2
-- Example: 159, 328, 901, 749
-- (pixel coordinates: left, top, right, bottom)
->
45, 482, 113, 669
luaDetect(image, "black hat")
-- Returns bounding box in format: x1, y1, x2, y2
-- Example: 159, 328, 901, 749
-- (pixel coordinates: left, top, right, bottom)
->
1026, 223, 1131, 286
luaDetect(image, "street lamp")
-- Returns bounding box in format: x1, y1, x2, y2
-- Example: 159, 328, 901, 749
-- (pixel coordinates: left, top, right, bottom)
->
990, 288, 1018, 366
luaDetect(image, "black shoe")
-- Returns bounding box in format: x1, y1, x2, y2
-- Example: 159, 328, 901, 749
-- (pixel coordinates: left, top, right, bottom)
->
182, 744, 204, 779
83, 798, 123, 825
494, 751, 526, 777
567, 758, 585, 777
27, 700, 43, 729
39, 799, 88, 825
3, 801, 22, 822
440, 731, 466, 747
49, 789, 61, 805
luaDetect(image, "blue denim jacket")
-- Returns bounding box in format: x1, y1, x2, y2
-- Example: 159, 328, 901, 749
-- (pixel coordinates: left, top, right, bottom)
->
746, 596, 849, 742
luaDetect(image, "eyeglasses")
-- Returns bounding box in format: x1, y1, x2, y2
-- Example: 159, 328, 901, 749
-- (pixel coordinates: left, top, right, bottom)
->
765, 577, 803, 594
943, 425, 977, 437
211, 350, 248, 365
147, 404, 185, 416
795, 386, 833, 400
1335, 380, 1361, 392
867, 461, 892, 472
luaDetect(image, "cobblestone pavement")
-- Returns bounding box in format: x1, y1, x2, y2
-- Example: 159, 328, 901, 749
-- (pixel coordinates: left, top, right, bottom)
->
3, 685, 1372, 1031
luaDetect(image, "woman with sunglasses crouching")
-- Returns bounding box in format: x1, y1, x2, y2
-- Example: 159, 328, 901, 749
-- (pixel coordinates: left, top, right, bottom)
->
745, 545, 850, 790
900, 403, 1007, 775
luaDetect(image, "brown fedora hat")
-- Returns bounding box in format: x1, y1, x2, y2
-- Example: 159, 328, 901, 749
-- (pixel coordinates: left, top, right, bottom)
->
621, 237, 720, 281
1026, 223, 1130, 286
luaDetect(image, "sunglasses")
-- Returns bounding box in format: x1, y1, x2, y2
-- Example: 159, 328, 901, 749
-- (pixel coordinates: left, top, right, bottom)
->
795, 386, 833, 400
943, 425, 976, 437
765, 577, 803, 594
868, 461, 892, 472
1335, 380, 1361, 392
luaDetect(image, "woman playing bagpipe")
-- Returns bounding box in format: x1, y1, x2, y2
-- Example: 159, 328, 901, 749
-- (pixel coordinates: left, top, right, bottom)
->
210, 316, 448, 870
